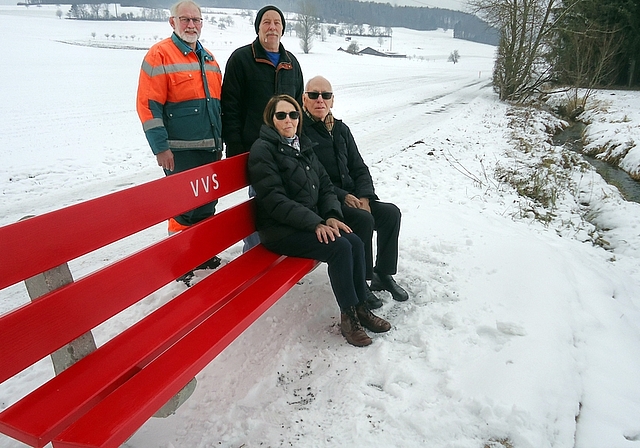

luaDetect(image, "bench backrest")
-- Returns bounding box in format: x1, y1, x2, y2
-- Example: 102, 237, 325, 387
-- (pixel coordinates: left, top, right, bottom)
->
0, 153, 250, 384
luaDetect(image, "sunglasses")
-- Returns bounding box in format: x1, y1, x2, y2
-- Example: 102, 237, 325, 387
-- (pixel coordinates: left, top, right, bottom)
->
274, 111, 300, 120
306, 91, 333, 100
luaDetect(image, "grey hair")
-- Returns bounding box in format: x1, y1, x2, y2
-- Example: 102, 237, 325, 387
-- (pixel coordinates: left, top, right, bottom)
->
170, 0, 201, 17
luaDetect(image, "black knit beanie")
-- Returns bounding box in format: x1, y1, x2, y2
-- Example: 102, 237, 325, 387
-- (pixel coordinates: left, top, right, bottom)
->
254, 5, 286, 35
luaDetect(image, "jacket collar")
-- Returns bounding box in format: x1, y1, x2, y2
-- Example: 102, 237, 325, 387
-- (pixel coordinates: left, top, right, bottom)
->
251, 37, 292, 68
171, 33, 214, 61
304, 109, 336, 134
260, 125, 312, 153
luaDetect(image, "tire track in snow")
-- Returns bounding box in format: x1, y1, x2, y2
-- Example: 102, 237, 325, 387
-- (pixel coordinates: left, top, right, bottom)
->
330, 75, 493, 165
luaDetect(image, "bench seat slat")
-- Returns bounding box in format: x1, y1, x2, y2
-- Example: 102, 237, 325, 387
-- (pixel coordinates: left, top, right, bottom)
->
0, 200, 255, 381
0, 201, 256, 386
53, 256, 317, 448
0, 154, 249, 291
0, 246, 283, 448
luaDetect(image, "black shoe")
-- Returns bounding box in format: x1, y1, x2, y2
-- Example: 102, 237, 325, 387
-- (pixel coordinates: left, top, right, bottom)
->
370, 272, 409, 302
364, 286, 383, 309
177, 256, 221, 287
195, 255, 221, 271
176, 271, 194, 287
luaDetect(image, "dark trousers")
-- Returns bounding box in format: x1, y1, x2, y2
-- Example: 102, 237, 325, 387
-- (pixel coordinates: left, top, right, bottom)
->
341, 200, 401, 280
263, 231, 367, 310
164, 150, 220, 226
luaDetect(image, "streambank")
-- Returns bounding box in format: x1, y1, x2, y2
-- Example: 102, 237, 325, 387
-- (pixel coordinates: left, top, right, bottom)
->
553, 122, 640, 203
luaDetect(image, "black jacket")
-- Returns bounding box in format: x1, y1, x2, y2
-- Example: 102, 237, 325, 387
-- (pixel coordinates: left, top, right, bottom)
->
248, 125, 343, 244
222, 38, 304, 158
303, 118, 377, 203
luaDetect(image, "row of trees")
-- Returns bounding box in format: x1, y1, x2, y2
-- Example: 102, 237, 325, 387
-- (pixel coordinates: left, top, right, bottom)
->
468, 0, 639, 105
105, 0, 499, 45
67, 3, 237, 28
67, 4, 167, 20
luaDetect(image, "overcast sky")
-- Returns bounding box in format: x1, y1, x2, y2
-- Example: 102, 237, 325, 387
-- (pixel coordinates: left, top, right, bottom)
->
0, 0, 472, 12
369, 0, 469, 12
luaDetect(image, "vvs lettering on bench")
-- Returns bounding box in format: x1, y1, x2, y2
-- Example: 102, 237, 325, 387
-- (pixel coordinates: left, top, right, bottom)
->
190, 174, 219, 197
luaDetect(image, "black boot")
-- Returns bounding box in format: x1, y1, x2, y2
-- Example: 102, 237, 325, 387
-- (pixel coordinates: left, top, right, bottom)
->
195, 255, 221, 270
365, 286, 383, 309
370, 272, 409, 302
356, 303, 391, 333
176, 271, 194, 286
340, 307, 372, 347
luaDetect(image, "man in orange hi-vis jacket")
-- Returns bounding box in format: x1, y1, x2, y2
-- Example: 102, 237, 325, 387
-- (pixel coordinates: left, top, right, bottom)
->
137, 0, 223, 283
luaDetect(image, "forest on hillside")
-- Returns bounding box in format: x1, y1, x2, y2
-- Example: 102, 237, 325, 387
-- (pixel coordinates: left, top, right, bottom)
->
23, 0, 500, 45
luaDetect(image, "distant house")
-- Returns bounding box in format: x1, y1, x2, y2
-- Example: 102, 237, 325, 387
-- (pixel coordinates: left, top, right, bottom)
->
358, 47, 406, 58
337, 47, 360, 55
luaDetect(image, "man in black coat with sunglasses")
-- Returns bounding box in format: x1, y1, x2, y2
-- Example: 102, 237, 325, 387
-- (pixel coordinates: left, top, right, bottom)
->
302, 76, 409, 309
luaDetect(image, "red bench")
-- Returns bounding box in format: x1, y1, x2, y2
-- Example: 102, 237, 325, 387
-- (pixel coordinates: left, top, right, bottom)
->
0, 153, 316, 448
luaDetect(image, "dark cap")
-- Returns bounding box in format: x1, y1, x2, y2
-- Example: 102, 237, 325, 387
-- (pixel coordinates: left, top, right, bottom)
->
254, 5, 285, 35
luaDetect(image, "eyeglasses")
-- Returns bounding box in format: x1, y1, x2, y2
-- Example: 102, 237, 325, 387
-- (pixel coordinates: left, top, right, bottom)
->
274, 111, 300, 120
177, 16, 203, 25
305, 91, 333, 100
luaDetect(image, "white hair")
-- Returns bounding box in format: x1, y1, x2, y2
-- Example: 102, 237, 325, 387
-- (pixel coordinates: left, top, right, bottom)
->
170, 0, 201, 17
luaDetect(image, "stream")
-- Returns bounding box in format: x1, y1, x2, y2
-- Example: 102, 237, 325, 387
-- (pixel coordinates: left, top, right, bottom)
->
553, 123, 640, 203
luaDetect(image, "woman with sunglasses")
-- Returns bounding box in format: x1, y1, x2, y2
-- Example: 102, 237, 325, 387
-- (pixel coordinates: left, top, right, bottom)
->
248, 94, 391, 347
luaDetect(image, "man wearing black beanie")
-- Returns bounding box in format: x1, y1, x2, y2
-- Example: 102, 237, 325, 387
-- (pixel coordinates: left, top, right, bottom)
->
221, 4, 304, 251
222, 5, 302, 159
254, 5, 286, 34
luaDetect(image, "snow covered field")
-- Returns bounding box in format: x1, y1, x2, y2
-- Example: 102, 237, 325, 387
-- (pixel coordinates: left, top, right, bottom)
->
1, 4, 640, 448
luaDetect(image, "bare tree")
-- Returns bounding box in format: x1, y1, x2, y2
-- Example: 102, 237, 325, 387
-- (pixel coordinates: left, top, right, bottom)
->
295, 1, 320, 54
558, 24, 623, 116
88, 3, 101, 19
468, 0, 578, 102
551, 2, 626, 116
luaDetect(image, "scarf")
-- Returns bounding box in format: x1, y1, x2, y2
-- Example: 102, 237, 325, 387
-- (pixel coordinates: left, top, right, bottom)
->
305, 109, 335, 135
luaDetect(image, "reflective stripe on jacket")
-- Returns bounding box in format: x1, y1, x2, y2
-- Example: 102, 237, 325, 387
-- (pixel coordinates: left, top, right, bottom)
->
137, 33, 222, 155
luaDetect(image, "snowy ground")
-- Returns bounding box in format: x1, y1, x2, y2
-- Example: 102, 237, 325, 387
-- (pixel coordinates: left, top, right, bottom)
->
1, 5, 640, 448
579, 91, 640, 179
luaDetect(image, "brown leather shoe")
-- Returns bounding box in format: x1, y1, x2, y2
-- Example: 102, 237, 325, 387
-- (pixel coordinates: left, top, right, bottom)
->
340, 307, 372, 347
356, 303, 391, 333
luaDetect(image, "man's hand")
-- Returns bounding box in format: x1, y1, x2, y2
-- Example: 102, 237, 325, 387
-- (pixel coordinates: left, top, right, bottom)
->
344, 194, 371, 213
344, 194, 360, 209
359, 197, 371, 213
315, 218, 352, 244
156, 150, 175, 172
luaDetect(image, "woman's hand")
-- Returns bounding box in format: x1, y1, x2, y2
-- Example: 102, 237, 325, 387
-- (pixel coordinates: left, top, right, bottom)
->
315, 218, 352, 244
